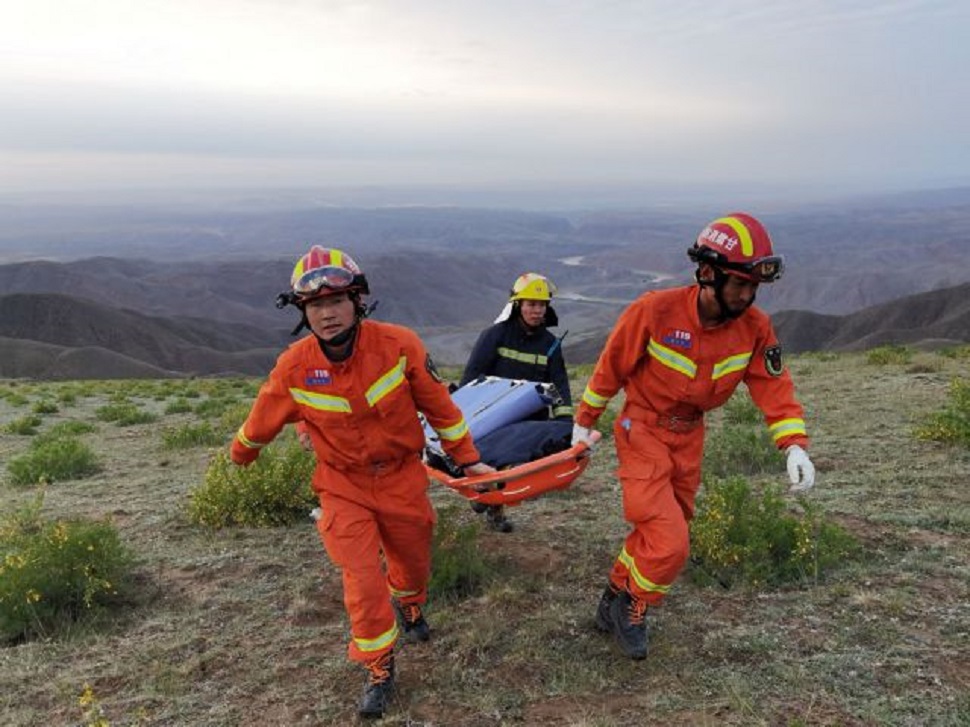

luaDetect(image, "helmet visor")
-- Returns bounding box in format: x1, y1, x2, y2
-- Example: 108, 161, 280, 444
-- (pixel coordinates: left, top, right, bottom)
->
293, 265, 356, 297
726, 255, 784, 283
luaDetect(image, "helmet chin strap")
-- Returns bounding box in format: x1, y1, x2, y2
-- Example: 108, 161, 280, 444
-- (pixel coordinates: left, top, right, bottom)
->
696, 267, 755, 321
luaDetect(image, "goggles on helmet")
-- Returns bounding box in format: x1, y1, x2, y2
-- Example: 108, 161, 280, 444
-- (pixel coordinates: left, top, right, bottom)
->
292, 265, 357, 297
721, 255, 785, 283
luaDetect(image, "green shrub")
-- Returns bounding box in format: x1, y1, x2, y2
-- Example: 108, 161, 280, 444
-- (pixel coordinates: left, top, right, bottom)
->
7, 437, 101, 486
691, 476, 858, 588
161, 422, 224, 450
55, 389, 78, 405
31, 400, 59, 415
0, 499, 133, 642
188, 439, 316, 528
3, 415, 43, 436
866, 344, 912, 366
723, 390, 761, 425
430, 505, 489, 600
217, 402, 254, 435
41, 421, 97, 439
94, 401, 157, 426
4, 392, 29, 407
155, 380, 184, 397
938, 344, 970, 360
163, 398, 193, 414
703, 424, 784, 477
72, 382, 100, 397
914, 378, 970, 447
906, 360, 942, 374
193, 397, 236, 419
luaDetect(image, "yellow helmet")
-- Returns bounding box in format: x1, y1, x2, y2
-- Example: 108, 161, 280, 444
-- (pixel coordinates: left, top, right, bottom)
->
509, 273, 556, 302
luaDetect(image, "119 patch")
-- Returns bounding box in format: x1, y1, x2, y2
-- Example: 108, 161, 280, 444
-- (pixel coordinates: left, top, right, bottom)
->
764, 345, 784, 376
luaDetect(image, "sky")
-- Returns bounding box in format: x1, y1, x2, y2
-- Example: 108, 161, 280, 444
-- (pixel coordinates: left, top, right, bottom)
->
1, 0, 968, 201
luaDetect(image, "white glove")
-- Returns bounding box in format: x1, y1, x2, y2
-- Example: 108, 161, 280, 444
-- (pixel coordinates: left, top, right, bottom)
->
571, 424, 596, 449
786, 445, 815, 492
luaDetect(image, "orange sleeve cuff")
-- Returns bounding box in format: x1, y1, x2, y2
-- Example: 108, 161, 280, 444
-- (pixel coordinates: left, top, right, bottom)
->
230, 440, 260, 466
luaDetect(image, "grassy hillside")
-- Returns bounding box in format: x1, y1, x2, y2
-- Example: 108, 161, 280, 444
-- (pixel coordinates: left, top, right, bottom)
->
0, 350, 968, 726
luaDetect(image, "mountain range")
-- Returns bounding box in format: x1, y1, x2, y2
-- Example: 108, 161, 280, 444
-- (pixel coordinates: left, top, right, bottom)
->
1, 189, 968, 378
1, 279, 967, 380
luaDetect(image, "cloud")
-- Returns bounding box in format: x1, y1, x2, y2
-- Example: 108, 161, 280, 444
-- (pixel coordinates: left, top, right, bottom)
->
1, 1, 968, 195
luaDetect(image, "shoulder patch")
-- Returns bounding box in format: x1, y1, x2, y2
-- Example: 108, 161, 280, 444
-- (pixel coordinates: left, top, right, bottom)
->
764, 345, 784, 376
425, 354, 444, 384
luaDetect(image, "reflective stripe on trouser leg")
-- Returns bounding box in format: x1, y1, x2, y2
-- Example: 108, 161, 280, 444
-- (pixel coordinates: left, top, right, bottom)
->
609, 415, 705, 606
316, 495, 399, 663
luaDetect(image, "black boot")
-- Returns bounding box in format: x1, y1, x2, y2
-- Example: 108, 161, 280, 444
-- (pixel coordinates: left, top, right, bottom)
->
486, 505, 513, 533
607, 591, 649, 660
358, 651, 395, 718
394, 601, 430, 642
595, 584, 620, 633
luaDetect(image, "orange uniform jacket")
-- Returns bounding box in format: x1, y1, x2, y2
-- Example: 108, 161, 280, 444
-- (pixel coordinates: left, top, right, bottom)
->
577, 285, 808, 450
232, 319, 479, 474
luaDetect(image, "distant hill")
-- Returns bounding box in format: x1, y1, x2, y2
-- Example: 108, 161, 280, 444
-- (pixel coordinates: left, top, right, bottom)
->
2, 280, 968, 380
773, 281, 970, 352
0, 253, 520, 332
0, 294, 280, 377
1, 194, 969, 378
553, 281, 970, 367
0, 337, 177, 380
2, 189, 970, 320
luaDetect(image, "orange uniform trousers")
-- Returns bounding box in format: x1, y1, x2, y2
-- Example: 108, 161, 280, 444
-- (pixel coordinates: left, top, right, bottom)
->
314, 455, 433, 664
608, 410, 705, 606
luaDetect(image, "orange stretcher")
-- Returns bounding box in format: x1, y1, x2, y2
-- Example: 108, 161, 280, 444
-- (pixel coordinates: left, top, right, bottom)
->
425, 431, 602, 506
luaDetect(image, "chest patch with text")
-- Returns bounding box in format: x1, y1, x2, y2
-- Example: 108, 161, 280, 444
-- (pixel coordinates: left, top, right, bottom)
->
305, 368, 332, 386
661, 329, 693, 350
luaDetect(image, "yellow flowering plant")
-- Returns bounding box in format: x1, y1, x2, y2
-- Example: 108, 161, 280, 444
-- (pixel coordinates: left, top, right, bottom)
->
0, 498, 133, 642
690, 476, 858, 588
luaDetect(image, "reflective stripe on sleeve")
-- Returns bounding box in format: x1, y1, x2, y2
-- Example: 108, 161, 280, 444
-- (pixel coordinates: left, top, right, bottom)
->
235, 427, 267, 449
582, 386, 609, 409
769, 418, 807, 442
435, 417, 470, 442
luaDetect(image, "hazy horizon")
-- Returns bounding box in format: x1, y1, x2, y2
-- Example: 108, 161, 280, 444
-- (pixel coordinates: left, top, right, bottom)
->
3, 1, 969, 201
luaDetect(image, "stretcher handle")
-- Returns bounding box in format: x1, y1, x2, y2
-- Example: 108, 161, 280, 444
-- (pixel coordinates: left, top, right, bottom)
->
427, 430, 602, 490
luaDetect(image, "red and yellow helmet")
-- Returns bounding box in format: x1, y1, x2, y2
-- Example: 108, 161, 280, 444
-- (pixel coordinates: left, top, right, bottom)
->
509, 272, 556, 302
289, 246, 369, 302
688, 213, 784, 283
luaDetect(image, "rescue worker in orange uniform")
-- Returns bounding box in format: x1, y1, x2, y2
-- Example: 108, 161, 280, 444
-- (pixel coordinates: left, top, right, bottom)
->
230, 246, 493, 718
571, 213, 816, 660
460, 272, 574, 532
